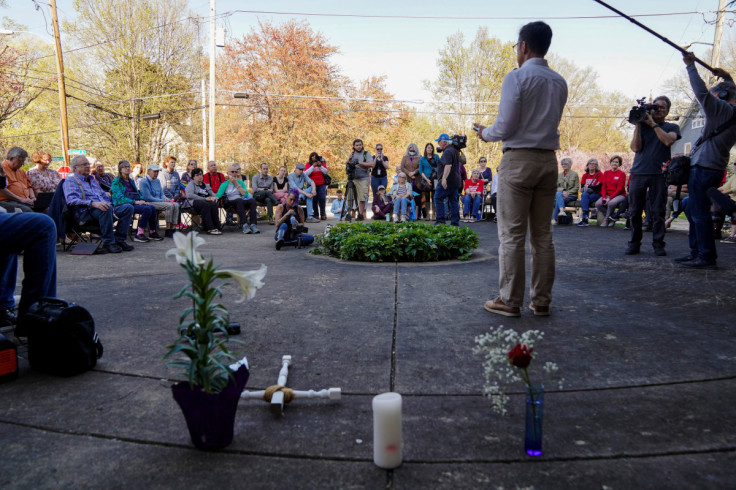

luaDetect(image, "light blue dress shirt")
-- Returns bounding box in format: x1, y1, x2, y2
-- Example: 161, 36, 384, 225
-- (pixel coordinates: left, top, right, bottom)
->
481, 58, 567, 151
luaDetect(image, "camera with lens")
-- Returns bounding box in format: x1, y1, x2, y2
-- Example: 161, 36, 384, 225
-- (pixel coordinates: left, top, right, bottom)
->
345, 159, 358, 180
628, 97, 660, 124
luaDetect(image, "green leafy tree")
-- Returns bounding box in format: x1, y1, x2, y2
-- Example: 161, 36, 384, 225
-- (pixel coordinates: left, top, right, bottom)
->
549, 55, 630, 154
424, 28, 517, 169
63, 0, 199, 164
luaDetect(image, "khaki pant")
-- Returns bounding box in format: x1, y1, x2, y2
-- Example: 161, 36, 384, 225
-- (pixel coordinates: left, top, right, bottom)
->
150, 201, 180, 225
496, 149, 557, 308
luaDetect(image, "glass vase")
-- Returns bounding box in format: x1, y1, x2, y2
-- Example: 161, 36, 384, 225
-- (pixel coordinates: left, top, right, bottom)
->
524, 384, 544, 457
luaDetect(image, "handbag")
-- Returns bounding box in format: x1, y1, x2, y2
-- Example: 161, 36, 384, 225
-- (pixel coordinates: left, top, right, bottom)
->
323, 173, 332, 186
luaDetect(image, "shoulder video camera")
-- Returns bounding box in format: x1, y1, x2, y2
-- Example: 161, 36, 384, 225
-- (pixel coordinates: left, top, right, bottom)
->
628, 97, 660, 124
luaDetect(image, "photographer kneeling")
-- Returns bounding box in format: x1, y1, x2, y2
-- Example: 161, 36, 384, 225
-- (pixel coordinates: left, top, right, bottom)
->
274, 189, 314, 250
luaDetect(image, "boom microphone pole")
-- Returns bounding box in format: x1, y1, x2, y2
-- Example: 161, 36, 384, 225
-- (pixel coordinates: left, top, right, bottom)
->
592, 0, 716, 73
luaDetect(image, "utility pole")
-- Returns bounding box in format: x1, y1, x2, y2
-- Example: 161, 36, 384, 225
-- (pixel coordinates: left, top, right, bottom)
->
202, 79, 207, 163
135, 99, 142, 163
209, 0, 216, 162
710, 0, 727, 76
49, 0, 70, 166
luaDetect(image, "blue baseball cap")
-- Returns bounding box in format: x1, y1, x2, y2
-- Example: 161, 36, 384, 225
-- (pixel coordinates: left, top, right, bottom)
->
435, 133, 451, 142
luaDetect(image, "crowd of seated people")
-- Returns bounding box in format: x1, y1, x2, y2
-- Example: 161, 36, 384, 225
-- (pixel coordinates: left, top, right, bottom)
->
6, 141, 732, 258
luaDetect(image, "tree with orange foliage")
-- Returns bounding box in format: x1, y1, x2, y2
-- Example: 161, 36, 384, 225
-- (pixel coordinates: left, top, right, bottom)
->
217, 20, 411, 181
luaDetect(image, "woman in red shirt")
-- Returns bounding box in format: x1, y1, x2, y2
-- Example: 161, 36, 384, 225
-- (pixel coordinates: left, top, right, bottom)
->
462, 169, 485, 222
305, 152, 329, 220
595, 155, 627, 227
576, 158, 603, 226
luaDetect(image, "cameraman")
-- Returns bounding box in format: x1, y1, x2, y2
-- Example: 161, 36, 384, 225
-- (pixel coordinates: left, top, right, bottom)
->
626, 96, 680, 256
433, 133, 461, 226
675, 53, 736, 269
347, 139, 374, 221
274, 190, 314, 250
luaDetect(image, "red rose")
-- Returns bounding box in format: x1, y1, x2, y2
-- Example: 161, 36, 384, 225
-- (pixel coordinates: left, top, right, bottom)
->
508, 344, 533, 369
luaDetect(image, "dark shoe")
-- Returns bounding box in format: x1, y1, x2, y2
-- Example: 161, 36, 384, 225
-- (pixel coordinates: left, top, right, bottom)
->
133, 233, 150, 243
673, 254, 696, 263
148, 232, 164, 241
356, 214, 364, 221
268, 218, 275, 225
320, 216, 326, 220
0, 308, 17, 327
624, 246, 640, 255
275, 239, 284, 250
576, 219, 589, 227
102, 243, 122, 254
117, 241, 135, 252
680, 258, 717, 270
484, 297, 521, 317
529, 303, 550, 316
653, 248, 667, 257
164, 230, 175, 238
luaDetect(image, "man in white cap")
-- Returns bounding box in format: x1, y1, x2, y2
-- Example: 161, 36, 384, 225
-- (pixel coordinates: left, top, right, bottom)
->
139, 163, 180, 238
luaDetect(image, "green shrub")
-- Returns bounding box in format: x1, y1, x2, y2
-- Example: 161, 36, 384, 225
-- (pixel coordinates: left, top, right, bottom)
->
311, 221, 479, 262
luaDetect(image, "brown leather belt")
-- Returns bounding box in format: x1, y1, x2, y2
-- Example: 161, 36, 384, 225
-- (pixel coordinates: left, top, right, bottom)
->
502, 148, 555, 154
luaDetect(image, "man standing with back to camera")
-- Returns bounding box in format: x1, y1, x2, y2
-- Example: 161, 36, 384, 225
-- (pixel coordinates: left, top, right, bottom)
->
473, 21, 567, 317
626, 96, 680, 257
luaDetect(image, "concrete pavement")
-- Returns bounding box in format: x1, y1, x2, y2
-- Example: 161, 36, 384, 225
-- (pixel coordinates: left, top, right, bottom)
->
1, 217, 735, 489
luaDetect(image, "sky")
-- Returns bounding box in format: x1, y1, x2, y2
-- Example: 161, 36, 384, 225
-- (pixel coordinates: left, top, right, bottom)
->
4, 0, 730, 107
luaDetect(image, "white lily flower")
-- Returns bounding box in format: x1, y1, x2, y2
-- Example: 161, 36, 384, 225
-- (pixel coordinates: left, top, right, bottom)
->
218, 264, 267, 302
166, 231, 206, 266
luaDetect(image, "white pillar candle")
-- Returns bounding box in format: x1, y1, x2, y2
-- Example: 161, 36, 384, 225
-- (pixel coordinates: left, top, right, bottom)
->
372, 392, 402, 469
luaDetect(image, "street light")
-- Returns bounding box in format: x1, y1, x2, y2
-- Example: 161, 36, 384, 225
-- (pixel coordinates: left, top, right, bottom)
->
0, 29, 49, 38
681, 41, 714, 50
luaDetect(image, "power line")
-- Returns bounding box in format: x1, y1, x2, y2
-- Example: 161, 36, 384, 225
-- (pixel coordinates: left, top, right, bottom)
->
2, 100, 639, 140
21, 7, 728, 64
226, 9, 724, 21
26, 12, 225, 64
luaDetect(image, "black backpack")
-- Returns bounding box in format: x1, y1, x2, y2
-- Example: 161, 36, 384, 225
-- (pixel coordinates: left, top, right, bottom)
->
19, 298, 103, 377
664, 155, 691, 187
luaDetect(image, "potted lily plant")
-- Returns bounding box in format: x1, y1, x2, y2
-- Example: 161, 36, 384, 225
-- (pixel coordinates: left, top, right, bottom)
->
164, 231, 266, 450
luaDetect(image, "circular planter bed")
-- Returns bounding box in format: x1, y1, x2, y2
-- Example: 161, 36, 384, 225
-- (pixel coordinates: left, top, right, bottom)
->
311, 221, 479, 262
